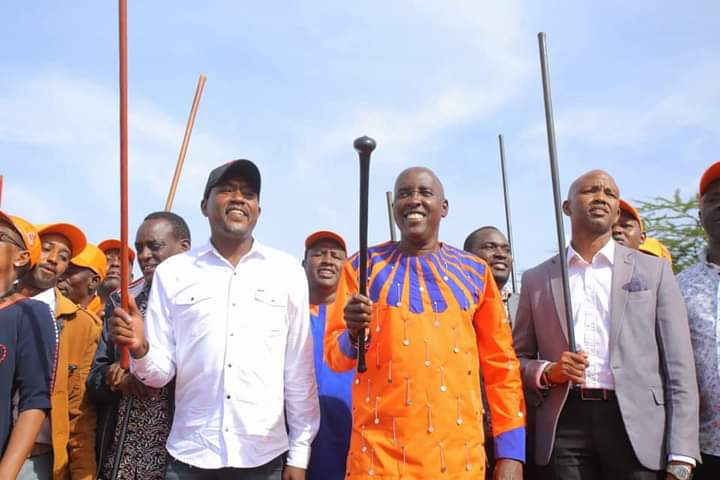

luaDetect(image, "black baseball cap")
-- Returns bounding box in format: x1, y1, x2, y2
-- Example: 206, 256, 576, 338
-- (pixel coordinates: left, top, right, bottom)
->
203, 159, 261, 200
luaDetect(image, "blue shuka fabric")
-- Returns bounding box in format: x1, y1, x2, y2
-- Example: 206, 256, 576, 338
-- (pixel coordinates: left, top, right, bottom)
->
307, 303, 353, 480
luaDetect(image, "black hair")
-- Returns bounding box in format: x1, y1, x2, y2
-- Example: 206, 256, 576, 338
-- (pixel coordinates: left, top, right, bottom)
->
143, 211, 191, 242
463, 226, 502, 252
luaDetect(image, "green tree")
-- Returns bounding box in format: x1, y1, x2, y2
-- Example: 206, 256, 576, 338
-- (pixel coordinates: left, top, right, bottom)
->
635, 190, 704, 273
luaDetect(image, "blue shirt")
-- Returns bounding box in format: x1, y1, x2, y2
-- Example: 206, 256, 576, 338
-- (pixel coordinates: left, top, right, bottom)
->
307, 303, 353, 480
0, 298, 56, 456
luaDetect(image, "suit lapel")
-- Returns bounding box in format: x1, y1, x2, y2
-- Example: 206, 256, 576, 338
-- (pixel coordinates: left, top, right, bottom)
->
610, 245, 633, 350
549, 256, 569, 343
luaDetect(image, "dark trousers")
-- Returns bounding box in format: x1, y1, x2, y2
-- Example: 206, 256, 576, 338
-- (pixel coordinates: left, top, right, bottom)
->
543, 393, 662, 480
165, 455, 284, 480
695, 453, 720, 480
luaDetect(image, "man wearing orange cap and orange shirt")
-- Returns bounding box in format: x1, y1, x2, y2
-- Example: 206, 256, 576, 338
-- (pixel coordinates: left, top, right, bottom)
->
57, 244, 107, 316
17, 222, 101, 480
0, 212, 57, 479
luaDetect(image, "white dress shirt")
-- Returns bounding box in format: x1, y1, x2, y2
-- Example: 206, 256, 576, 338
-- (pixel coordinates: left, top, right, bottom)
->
567, 240, 615, 390
131, 239, 319, 470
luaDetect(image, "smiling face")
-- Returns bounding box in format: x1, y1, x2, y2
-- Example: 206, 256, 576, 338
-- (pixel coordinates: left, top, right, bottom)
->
201, 174, 261, 245
30, 233, 72, 290
466, 228, 512, 289
135, 218, 190, 284
393, 168, 448, 251
563, 170, 620, 237
304, 238, 346, 302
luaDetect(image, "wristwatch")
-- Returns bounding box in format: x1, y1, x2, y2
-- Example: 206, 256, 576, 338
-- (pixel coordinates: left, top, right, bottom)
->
666, 463, 693, 480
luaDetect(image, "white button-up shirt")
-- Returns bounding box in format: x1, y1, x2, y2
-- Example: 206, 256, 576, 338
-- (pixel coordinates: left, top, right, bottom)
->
131, 239, 319, 469
567, 240, 615, 389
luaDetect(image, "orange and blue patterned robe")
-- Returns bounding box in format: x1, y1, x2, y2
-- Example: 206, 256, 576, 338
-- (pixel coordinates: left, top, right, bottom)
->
325, 242, 526, 479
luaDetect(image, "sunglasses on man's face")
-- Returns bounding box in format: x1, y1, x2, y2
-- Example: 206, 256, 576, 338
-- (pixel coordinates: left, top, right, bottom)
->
0, 232, 24, 250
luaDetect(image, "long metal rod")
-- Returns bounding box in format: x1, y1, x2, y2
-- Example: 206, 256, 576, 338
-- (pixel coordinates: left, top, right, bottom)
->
497, 134, 517, 294
385, 191, 396, 242
118, 0, 130, 369
538, 32, 576, 352
165, 74, 207, 211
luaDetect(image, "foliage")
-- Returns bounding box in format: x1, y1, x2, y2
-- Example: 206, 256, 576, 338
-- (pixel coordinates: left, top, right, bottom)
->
635, 190, 704, 273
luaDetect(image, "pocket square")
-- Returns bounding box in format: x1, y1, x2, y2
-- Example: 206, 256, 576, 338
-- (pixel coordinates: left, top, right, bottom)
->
622, 279, 648, 292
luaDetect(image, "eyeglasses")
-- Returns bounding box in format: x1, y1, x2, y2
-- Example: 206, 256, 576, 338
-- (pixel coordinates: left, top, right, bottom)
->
0, 232, 24, 249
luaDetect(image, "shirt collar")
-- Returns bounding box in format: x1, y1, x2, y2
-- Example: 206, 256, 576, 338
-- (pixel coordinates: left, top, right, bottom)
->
197, 237, 266, 265
567, 238, 615, 267
33, 287, 56, 307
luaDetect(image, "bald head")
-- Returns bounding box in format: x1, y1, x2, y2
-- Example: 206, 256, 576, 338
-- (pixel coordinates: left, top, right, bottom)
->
562, 169, 621, 238
394, 167, 445, 200
567, 170, 619, 200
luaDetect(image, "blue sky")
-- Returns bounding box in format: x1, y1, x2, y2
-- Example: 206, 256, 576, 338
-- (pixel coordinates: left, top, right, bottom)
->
1, 1, 718, 275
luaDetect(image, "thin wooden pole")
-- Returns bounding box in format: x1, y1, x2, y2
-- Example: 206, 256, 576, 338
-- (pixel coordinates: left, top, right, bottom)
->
165, 74, 207, 211
118, 0, 130, 369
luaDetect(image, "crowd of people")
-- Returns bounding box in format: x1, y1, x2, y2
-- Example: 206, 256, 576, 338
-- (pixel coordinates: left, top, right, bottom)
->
0, 157, 718, 480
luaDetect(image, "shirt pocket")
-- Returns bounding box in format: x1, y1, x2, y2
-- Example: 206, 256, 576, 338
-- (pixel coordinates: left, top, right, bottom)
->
250, 288, 288, 336
174, 285, 215, 338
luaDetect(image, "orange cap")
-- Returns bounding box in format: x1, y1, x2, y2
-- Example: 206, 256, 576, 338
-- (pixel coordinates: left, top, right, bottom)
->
0, 211, 42, 267
70, 243, 108, 280
98, 239, 136, 264
304, 230, 347, 253
619, 199, 645, 232
700, 160, 720, 196
639, 237, 673, 264
35, 223, 87, 258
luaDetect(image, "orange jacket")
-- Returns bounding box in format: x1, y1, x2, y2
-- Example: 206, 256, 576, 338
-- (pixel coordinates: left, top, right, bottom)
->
51, 289, 102, 480
324, 243, 526, 478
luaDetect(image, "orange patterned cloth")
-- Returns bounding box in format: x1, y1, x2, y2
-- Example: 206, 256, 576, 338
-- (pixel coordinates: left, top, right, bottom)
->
325, 242, 526, 479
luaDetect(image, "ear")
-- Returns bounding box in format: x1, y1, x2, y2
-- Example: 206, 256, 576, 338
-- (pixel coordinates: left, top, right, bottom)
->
200, 198, 208, 218
179, 239, 191, 253
301, 259, 306, 268
88, 274, 101, 294
441, 199, 449, 218
257, 205, 262, 217
562, 199, 571, 217
640, 231, 647, 243
13, 250, 31, 269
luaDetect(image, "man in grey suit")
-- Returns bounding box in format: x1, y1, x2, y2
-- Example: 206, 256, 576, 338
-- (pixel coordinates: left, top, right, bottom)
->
513, 170, 700, 480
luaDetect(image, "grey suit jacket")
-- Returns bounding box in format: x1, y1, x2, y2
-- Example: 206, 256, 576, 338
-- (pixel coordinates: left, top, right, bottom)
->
513, 242, 700, 469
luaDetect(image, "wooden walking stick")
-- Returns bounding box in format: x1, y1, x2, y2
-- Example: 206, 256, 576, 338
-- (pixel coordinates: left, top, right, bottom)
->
497, 134, 517, 294
538, 32, 576, 352
118, 0, 130, 369
165, 74, 207, 211
354, 136, 376, 373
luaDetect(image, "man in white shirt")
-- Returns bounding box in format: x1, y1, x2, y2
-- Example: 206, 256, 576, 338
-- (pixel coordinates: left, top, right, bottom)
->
512, 170, 699, 480
109, 159, 319, 480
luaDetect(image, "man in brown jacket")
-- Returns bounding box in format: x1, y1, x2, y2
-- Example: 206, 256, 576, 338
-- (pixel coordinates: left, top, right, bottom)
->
18, 222, 101, 480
